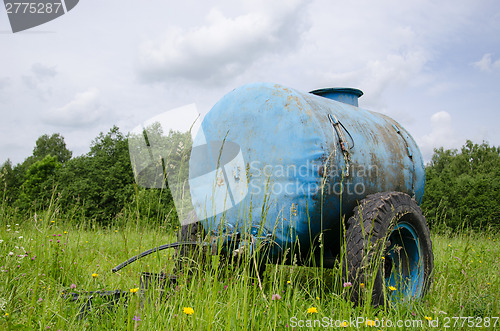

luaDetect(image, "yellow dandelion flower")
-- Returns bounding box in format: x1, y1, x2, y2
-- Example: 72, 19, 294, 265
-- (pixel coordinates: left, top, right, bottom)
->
360, 283, 365, 288
366, 319, 375, 326
115, 230, 118, 233
316, 296, 320, 300
183, 307, 194, 315
425, 316, 432, 321
92, 273, 98, 278
130, 288, 139, 293
287, 280, 291, 284
381, 256, 385, 260
388, 286, 397, 291
51, 220, 55, 223
64, 231, 67, 234
342, 321, 348, 327
487, 282, 491, 285
4, 313, 8, 317
307, 307, 318, 314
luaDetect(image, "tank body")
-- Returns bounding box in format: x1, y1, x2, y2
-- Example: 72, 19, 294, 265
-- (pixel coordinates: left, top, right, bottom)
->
189, 82, 424, 260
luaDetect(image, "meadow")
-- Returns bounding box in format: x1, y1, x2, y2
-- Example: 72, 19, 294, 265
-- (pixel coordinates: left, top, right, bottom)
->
0, 204, 499, 330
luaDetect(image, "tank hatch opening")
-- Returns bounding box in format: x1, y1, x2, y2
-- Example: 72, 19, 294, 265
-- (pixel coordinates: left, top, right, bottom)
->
309, 87, 363, 107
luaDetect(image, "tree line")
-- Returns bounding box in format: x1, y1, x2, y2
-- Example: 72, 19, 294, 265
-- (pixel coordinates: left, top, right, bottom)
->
421, 140, 499, 231
1, 128, 498, 231
0, 126, 179, 227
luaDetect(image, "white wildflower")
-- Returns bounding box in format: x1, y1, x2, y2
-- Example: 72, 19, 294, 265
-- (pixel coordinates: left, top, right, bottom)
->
0, 298, 7, 310
8, 252, 14, 256
18, 236, 23, 239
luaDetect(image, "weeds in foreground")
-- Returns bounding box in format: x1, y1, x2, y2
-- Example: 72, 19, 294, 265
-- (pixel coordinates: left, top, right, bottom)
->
0, 207, 499, 329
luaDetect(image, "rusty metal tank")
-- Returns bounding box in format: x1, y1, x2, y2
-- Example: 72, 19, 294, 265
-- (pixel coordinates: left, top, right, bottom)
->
188, 82, 425, 260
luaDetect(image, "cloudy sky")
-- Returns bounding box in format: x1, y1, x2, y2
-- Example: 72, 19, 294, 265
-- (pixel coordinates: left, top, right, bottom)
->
1, 0, 499, 165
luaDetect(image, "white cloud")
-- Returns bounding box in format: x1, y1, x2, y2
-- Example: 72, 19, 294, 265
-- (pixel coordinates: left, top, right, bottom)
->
281, 0, 489, 105
360, 51, 429, 97
22, 63, 58, 100
472, 53, 500, 72
31, 63, 57, 80
418, 111, 460, 161
137, 0, 309, 84
1, 0, 500, 166
43, 88, 103, 127
0, 77, 10, 89
0, 77, 10, 99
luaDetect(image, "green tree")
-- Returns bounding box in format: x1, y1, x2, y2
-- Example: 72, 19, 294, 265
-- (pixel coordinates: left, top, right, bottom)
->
33, 133, 72, 163
58, 126, 135, 223
0, 133, 72, 207
422, 140, 500, 230
0, 159, 31, 206
18, 155, 61, 210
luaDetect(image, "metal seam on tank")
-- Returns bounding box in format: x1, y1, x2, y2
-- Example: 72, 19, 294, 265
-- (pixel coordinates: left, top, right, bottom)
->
301, 94, 341, 231
282, 90, 326, 231
271, 87, 314, 241
391, 121, 416, 195
403, 128, 425, 201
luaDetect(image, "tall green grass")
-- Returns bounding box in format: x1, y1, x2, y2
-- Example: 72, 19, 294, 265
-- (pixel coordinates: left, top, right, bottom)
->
0, 201, 498, 330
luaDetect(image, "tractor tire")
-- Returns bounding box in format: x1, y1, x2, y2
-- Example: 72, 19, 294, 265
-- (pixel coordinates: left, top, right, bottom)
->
342, 192, 433, 306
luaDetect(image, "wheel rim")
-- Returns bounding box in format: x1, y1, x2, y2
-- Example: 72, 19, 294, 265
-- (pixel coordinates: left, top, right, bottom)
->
385, 221, 424, 300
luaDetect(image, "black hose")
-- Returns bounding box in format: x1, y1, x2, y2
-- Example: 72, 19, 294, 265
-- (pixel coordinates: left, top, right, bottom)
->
112, 241, 201, 273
